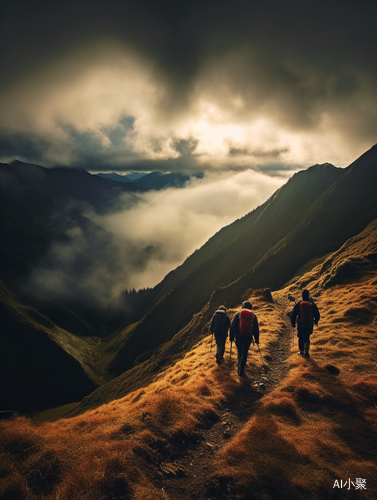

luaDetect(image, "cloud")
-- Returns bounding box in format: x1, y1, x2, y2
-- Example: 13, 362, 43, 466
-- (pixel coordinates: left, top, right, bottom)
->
88, 170, 286, 290
27, 210, 150, 306
1, 1, 376, 170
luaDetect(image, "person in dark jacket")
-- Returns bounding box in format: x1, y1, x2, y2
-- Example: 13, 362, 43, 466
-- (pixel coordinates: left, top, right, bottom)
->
290, 289, 320, 357
210, 306, 231, 364
230, 301, 259, 376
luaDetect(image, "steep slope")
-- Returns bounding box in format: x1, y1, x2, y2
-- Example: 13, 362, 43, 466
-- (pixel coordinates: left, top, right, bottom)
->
109, 145, 377, 375
3, 215, 375, 500
131, 162, 342, 316
232, 143, 377, 293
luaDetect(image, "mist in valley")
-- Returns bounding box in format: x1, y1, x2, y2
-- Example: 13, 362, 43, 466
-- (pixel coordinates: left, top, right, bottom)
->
27, 169, 286, 306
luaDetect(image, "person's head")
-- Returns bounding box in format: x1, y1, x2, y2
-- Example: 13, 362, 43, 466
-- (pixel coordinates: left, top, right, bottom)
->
242, 301, 253, 310
302, 290, 309, 301
218, 306, 227, 311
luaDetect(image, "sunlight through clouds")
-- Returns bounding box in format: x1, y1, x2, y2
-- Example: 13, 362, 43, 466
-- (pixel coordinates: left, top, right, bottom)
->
1, 36, 375, 171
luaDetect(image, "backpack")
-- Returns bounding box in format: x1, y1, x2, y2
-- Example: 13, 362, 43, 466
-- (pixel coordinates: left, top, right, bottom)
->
239, 308, 254, 336
299, 301, 313, 326
214, 311, 228, 334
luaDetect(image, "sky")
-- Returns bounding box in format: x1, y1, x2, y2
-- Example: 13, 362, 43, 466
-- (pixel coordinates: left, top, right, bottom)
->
1, 0, 377, 175
2, 0, 377, 297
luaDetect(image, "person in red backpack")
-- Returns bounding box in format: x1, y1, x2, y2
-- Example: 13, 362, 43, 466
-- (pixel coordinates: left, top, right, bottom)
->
290, 290, 320, 357
230, 301, 259, 376
210, 306, 231, 364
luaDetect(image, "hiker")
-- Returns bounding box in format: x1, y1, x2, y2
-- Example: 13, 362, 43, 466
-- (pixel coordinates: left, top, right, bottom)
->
290, 289, 320, 357
210, 306, 231, 364
230, 301, 259, 376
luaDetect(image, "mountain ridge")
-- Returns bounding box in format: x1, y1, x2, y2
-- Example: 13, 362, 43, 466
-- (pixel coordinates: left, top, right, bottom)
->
1, 149, 376, 500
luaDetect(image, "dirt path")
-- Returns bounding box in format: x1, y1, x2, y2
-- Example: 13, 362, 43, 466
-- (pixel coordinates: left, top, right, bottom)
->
157, 299, 294, 500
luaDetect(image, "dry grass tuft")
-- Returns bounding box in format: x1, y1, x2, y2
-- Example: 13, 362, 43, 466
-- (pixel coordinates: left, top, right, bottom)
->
264, 396, 302, 425
351, 375, 377, 407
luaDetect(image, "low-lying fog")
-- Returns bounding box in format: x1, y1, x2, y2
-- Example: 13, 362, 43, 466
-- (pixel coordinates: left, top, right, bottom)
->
29, 169, 286, 305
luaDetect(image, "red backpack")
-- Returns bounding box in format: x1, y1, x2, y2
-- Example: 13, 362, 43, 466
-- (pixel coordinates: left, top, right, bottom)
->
299, 301, 313, 326
239, 309, 254, 335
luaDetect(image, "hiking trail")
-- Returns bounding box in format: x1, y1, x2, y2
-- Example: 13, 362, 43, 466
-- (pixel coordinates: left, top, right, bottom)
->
153, 298, 294, 500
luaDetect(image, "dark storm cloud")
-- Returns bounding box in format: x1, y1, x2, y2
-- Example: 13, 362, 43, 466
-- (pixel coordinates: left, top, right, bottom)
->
3, 1, 375, 81
1, 0, 376, 169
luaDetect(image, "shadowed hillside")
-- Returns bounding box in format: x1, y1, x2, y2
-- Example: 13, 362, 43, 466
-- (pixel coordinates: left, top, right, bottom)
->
1, 215, 376, 500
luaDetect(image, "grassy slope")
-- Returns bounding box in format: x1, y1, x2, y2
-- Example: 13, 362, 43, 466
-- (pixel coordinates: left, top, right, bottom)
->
109, 145, 377, 375
1, 218, 376, 499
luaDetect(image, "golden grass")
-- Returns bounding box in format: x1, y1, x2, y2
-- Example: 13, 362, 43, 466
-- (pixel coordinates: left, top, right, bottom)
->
1, 271, 376, 499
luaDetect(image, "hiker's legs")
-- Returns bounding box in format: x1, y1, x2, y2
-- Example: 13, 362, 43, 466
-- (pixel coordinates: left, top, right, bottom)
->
215, 334, 226, 363
219, 335, 226, 359
298, 329, 310, 356
298, 334, 304, 353
303, 332, 310, 356
237, 338, 251, 374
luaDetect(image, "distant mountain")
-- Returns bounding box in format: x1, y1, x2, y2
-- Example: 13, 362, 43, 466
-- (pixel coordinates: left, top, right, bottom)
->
0, 161, 141, 280
96, 171, 148, 183
108, 145, 377, 375
9, 161, 142, 208
125, 171, 149, 181
97, 170, 197, 190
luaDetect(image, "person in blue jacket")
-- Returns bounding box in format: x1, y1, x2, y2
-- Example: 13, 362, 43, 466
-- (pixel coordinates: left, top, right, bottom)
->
230, 301, 259, 376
